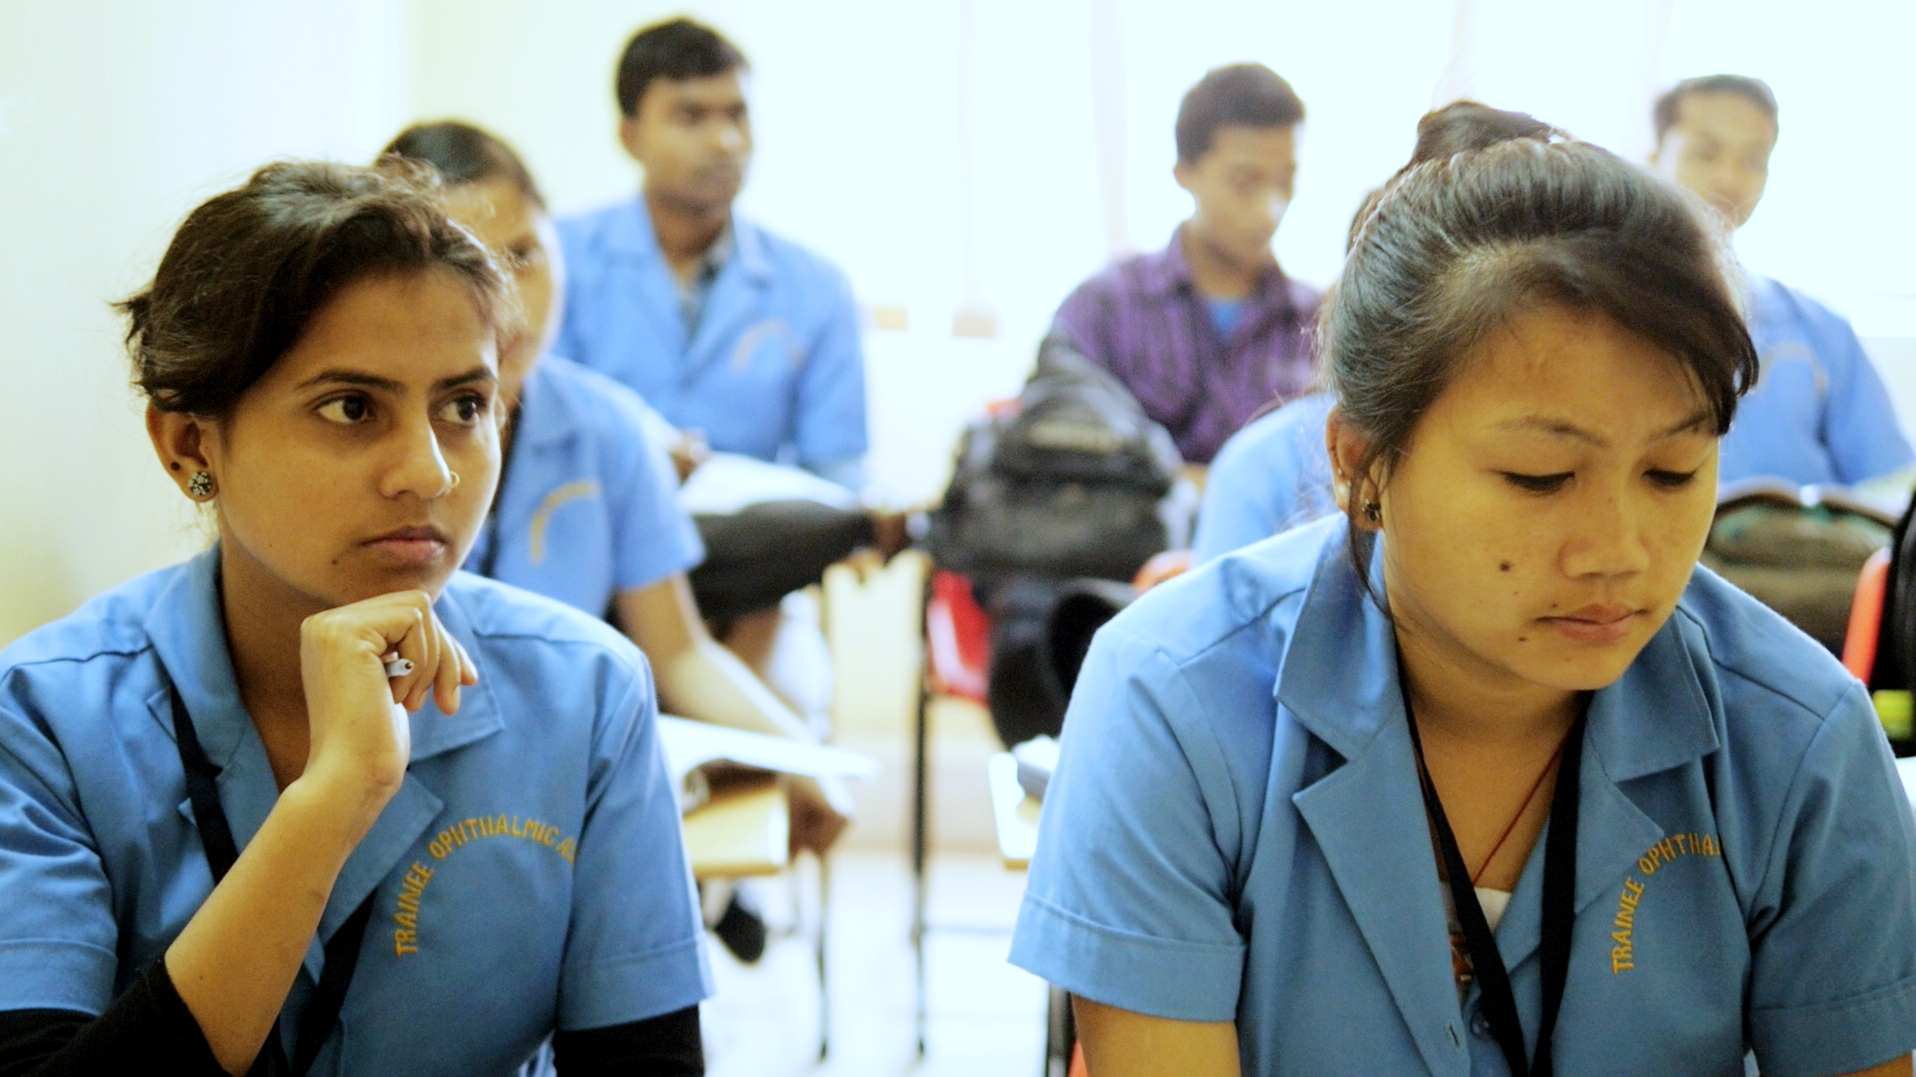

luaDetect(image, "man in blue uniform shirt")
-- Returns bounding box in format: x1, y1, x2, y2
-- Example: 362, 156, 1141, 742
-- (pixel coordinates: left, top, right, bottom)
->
1191, 393, 1336, 563
1650, 74, 1913, 487
557, 17, 869, 490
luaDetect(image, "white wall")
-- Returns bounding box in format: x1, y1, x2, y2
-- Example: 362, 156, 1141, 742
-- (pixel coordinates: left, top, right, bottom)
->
3, 0, 1912, 643
0, 0, 410, 643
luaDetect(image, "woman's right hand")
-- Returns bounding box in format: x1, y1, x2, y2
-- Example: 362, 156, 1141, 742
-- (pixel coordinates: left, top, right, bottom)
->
296, 590, 477, 829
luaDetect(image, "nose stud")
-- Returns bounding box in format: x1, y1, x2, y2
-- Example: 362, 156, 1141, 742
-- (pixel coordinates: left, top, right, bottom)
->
448, 471, 461, 490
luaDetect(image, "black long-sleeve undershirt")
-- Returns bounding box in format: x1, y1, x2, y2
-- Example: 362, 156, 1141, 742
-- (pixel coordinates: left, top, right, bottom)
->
0, 959, 223, 1077
0, 959, 703, 1076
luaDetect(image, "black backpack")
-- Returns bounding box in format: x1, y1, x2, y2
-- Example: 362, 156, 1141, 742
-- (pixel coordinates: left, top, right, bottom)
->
927, 339, 1189, 583
981, 576, 1134, 748
1870, 491, 1916, 677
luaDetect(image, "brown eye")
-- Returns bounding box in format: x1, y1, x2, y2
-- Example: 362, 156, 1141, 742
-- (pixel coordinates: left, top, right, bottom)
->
436, 394, 489, 426
317, 395, 371, 424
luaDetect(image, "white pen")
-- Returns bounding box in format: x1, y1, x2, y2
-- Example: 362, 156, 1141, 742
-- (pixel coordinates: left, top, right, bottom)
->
384, 658, 415, 678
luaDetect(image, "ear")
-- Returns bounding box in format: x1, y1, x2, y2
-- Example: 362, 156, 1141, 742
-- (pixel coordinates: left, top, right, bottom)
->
1172, 159, 1195, 195
147, 404, 216, 500
1325, 405, 1380, 527
1647, 133, 1670, 171
617, 115, 645, 164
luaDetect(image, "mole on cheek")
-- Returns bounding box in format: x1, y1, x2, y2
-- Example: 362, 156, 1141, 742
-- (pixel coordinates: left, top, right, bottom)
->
1499, 561, 1512, 572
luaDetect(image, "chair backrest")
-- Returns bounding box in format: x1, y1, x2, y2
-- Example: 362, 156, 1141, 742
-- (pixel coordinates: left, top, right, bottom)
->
926, 571, 990, 704
1844, 548, 1892, 681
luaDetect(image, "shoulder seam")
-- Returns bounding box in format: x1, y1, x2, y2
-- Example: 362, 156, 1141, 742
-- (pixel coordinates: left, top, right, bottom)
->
1669, 604, 1838, 721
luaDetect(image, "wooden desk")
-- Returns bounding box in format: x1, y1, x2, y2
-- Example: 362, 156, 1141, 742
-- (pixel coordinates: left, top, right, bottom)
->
683, 777, 790, 880
987, 752, 1041, 870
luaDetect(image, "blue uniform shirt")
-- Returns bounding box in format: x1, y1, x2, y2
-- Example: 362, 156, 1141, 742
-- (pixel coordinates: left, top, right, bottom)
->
1011, 516, 1916, 1076
465, 355, 704, 617
0, 550, 712, 1074
1193, 393, 1337, 563
556, 200, 869, 469
1721, 276, 1914, 486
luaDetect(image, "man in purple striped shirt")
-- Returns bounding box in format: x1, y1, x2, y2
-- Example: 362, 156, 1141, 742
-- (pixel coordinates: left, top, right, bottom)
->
1051, 64, 1321, 470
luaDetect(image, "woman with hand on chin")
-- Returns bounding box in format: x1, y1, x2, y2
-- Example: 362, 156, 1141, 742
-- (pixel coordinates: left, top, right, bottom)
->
0, 162, 708, 1074
1011, 135, 1916, 1076
377, 122, 849, 891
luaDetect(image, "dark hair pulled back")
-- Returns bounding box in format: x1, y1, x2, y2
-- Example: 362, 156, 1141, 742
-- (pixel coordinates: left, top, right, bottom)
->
1347, 100, 1562, 252
1327, 138, 1757, 575
381, 121, 544, 209
122, 160, 514, 418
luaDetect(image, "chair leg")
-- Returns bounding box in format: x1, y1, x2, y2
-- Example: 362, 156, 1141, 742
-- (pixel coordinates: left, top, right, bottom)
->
912, 669, 930, 1058
816, 854, 831, 1061
1045, 986, 1074, 1077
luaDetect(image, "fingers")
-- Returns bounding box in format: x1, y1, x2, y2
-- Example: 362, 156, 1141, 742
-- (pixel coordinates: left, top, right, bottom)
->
385, 603, 430, 711
431, 635, 473, 716
304, 589, 478, 718
368, 593, 468, 715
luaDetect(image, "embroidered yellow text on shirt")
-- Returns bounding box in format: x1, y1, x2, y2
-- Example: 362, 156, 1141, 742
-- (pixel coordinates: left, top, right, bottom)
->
393, 860, 434, 956
426, 814, 577, 864
1611, 832, 1722, 974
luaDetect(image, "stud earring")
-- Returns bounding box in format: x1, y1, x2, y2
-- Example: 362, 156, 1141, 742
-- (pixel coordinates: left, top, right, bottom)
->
1362, 500, 1381, 523
187, 471, 215, 499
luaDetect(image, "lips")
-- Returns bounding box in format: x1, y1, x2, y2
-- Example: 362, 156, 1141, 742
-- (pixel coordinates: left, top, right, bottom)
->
363, 525, 451, 566
1538, 604, 1641, 644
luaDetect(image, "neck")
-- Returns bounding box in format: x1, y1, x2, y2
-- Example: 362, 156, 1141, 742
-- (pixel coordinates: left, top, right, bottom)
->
219, 537, 325, 743
1394, 621, 1580, 750
645, 190, 729, 274
1180, 223, 1268, 300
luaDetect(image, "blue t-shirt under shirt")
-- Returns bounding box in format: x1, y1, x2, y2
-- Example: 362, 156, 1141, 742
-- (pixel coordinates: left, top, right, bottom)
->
1206, 297, 1248, 339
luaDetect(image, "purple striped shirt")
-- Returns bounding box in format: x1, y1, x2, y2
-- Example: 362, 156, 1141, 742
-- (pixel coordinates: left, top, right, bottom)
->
1050, 228, 1321, 464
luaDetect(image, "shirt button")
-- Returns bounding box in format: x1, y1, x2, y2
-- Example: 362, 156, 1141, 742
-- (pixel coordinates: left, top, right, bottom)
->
1470, 1009, 1493, 1039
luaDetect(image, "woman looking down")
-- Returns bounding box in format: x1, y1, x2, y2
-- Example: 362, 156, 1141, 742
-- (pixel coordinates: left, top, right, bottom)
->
1010, 137, 1916, 1075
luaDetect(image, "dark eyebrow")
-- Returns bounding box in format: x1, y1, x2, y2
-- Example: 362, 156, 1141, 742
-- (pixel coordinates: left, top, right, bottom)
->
1495, 409, 1712, 448
296, 370, 404, 393
1657, 410, 1714, 438
295, 366, 495, 393
437, 366, 497, 392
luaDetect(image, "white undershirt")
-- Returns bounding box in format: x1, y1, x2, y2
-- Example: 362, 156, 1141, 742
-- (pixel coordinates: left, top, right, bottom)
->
1475, 887, 1513, 932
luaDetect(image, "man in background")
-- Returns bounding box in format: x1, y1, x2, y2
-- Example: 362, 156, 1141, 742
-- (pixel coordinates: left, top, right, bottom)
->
1049, 63, 1320, 477
558, 17, 868, 490
559, 18, 888, 740
1651, 74, 1912, 487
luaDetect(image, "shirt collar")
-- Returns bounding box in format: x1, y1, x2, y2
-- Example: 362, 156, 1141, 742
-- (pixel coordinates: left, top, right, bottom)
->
512, 359, 574, 451
145, 546, 505, 771
608, 196, 770, 282
144, 547, 251, 769
1274, 522, 1719, 781
1141, 225, 1296, 311
1135, 227, 1194, 298
700, 221, 736, 281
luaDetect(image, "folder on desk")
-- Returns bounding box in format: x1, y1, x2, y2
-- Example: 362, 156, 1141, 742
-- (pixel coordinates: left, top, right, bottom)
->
657, 715, 879, 813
